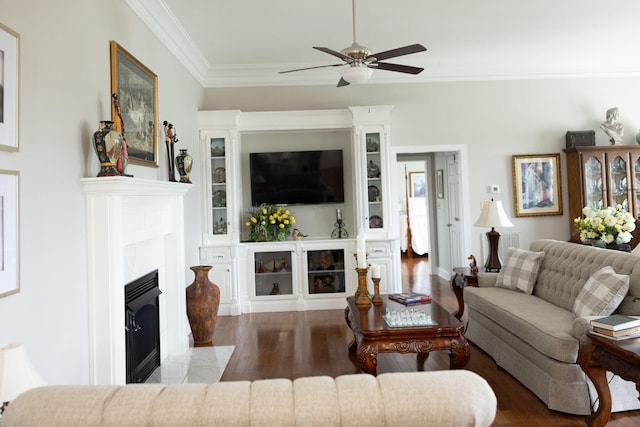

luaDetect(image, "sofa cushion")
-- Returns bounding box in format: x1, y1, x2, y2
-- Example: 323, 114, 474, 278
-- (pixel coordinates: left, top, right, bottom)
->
464, 286, 578, 363
572, 266, 629, 317
496, 248, 545, 294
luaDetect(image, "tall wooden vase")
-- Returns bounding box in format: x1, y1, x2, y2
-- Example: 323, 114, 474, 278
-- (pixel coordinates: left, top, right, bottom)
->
186, 265, 220, 347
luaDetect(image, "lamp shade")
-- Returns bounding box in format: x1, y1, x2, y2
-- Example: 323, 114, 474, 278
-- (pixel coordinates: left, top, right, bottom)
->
0, 343, 46, 403
473, 199, 514, 228
340, 65, 373, 84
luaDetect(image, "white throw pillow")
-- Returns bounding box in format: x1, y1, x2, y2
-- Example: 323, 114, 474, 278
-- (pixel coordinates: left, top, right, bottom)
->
572, 266, 630, 317
495, 248, 545, 294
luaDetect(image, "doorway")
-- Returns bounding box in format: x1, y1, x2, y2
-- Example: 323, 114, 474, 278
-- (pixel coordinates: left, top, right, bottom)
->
391, 145, 472, 279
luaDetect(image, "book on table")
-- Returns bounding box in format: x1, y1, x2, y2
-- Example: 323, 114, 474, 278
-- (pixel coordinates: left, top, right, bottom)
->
592, 325, 640, 338
589, 329, 640, 341
388, 292, 432, 305
590, 314, 640, 331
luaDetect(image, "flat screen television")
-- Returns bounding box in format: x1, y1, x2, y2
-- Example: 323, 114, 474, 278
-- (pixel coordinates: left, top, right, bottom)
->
249, 150, 345, 205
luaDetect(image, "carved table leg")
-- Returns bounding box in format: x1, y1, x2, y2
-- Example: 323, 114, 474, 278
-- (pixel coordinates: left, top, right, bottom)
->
451, 274, 465, 320
344, 306, 357, 356
416, 351, 430, 371
578, 342, 612, 427
449, 337, 471, 369
357, 342, 378, 376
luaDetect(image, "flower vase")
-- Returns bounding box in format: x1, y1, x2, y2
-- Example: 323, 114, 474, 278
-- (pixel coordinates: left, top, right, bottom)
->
93, 120, 122, 177
176, 149, 193, 183
185, 265, 220, 347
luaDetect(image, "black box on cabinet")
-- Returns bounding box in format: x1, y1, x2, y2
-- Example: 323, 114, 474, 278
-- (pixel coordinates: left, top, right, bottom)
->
565, 131, 595, 148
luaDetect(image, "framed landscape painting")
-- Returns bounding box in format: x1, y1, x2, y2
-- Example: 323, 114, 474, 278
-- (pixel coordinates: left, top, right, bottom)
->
110, 41, 159, 166
0, 170, 19, 298
0, 23, 19, 151
512, 153, 562, 217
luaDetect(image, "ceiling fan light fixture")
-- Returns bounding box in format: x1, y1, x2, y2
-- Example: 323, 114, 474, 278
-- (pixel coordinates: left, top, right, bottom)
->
340, 65, 373, 84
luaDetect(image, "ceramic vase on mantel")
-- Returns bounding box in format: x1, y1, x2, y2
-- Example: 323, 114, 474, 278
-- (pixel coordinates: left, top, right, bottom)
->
185, 265, 220, 347
176, 149, 193, 184
93, 120, 122, 177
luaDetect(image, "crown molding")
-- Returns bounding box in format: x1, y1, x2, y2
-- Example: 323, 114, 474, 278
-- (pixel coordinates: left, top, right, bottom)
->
125, 0, 209, 84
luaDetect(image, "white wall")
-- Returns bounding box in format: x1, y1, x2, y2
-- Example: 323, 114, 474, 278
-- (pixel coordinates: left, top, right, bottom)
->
202, 78, 640, 265
0, 0, 203, 385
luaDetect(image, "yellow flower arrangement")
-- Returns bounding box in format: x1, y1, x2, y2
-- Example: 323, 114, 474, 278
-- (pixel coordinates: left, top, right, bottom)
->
574, 205, 635, 248
245, 204, 296, 242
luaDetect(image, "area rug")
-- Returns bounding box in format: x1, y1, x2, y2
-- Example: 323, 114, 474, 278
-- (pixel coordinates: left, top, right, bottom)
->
145, 346, 235, 384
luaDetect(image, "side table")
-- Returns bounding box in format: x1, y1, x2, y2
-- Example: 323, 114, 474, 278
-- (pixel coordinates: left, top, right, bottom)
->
451, 267, 478, 321
578, 332, 640, 427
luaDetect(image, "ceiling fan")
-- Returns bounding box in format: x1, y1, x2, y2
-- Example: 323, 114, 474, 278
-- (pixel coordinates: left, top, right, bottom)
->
279, 0, 427, 87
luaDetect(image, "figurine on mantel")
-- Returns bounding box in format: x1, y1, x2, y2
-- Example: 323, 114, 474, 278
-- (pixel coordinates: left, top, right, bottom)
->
600, 107, 624, 145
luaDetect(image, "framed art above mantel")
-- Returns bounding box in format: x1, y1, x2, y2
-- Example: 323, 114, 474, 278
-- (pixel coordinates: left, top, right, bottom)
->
0, 23, 19, 152
110, 40, 159, 167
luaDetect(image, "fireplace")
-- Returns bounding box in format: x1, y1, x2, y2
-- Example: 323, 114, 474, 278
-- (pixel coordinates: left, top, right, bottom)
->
125, 270, 162, 383
82, 177, 190, 385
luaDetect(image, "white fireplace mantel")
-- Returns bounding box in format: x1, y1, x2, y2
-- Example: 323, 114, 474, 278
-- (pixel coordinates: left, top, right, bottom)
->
82, 177, 191, 384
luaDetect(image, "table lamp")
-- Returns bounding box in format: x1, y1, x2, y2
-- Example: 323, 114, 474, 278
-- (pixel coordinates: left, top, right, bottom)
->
0, 343, 46, 414
473, 199, 514, 272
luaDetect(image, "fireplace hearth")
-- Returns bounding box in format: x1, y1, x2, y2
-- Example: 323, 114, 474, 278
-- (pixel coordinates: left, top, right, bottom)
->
125, 270, 162, 383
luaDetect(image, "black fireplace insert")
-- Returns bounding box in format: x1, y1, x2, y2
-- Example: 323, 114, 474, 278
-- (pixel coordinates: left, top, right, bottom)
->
125, 270, 162, 383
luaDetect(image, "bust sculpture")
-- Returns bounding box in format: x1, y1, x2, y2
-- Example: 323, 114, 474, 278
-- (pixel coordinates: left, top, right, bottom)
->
600, 107, 624, 145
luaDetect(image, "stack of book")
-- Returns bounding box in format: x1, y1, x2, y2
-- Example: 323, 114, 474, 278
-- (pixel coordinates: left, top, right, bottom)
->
589, 314, 640, 340
388, 292, 432, 305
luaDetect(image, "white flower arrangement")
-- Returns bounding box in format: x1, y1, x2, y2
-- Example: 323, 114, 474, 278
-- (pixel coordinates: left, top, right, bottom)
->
574, 205, 636, 247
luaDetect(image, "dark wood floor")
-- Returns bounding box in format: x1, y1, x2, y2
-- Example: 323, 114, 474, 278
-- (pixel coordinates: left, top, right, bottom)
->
212, 256, 640, 427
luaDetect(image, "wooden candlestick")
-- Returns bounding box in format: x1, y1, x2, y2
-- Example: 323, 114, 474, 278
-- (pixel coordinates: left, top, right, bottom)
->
355, 267, 371, 308
372, 277, 383, 305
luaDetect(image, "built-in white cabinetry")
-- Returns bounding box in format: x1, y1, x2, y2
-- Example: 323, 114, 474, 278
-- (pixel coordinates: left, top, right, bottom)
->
240, 240, 355, 313
197, 107, 400, 314
351, 106, 394, 240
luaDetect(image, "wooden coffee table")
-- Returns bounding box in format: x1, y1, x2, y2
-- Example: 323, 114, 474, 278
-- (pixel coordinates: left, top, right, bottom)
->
344, 295, 470, 375
578, 332, 640, 427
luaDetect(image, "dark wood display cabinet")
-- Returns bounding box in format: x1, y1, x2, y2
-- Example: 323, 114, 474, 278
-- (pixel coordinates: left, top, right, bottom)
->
564, 146, 640, 249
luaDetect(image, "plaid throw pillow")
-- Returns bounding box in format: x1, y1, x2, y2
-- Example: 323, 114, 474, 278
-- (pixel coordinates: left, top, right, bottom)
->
495, 248, 545, 294
572, 266, 629, 317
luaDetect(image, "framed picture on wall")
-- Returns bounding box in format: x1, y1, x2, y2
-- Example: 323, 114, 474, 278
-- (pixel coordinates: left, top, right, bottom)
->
512, 153, 563, 217
436, 169, 444, 199
110, 41, 159, 167
0, 170, 19, 298
0, 23, 19, 152
409, 172, 426, 197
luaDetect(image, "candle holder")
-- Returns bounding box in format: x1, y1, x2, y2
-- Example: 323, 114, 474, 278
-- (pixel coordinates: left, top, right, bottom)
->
355, 267, 371, 308
331, 219, 349, 239
371, 277, 383, 306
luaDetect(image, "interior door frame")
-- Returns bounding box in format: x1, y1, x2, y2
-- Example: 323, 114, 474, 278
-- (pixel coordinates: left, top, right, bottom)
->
390, 144, 472, 280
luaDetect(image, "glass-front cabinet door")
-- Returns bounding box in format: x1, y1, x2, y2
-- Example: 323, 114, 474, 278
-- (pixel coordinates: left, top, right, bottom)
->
608, 154, 630, 211
306, 248, 346, 295
252, 250, 294, 297
365, 132, 384, 231
584, 155, 605, 210
630, 152, 640, 217
210, 136, 228, 235
200, 129, 237, 245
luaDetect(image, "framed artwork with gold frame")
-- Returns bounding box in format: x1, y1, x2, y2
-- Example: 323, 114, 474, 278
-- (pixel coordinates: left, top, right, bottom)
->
512, 153, 562, 217
0, 23, 19, 152
110, 40, 159, 166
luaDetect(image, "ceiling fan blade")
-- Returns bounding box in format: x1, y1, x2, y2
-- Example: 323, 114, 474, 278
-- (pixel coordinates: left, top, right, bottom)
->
372, 62, 424, 75
366, 44, 427, 61
313, 47, 353, 62
279, 63, 344, 74
337, 77, 350, 87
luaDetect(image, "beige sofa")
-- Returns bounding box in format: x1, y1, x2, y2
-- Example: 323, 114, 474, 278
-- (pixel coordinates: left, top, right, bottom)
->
463, 239, 640, 415
3, 371, 496, 427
